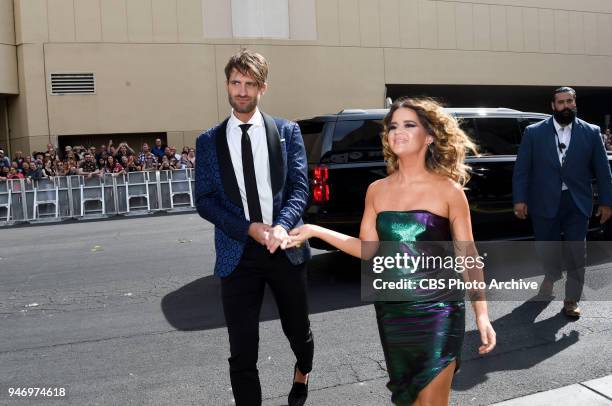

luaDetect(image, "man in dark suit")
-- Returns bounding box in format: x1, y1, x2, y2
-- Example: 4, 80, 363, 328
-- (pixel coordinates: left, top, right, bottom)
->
513, 86, 612, 318
195, 50, 313, 406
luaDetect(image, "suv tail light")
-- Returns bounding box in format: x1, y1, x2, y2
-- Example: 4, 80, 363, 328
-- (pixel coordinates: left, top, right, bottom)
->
311, 165, 329, 203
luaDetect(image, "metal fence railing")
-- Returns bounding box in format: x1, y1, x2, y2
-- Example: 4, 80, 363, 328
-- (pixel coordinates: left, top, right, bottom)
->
0, 169, 196, 226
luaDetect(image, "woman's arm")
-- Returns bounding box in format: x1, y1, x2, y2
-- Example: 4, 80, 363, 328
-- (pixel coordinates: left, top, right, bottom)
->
448, 183, 496, 354
286, 181, 380, 259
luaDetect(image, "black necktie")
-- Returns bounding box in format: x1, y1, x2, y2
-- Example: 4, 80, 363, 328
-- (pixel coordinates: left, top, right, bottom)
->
239, 124, 263, 223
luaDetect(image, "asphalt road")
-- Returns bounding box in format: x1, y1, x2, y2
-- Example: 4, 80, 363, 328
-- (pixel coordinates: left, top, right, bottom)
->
1, 214, 611, 405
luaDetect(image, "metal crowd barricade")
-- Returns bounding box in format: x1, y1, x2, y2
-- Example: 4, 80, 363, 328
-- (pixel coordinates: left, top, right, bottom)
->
7, 178, 27, 222
0, 169, 198, 226
188, 168, 195, 206
145, 170, 162, 211
0, 180, 11, 222
101, 173, 122, 215
113, 173, 130, 214
24, 178, 36, 220
33, 178, 59, 220
168, 169, 194, 209
157, 170, 173, 210
68, 175, 83, 218
80, 175, 105, 217
126, 171, 151, 212
55, 176, 74, 218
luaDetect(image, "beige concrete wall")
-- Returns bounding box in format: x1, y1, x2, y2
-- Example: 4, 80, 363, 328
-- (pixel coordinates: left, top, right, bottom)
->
16, 0, 612, 48
7, 0, 612, 154
45, 43, 219, 136
248, 45, 385, 120
0, 0, 15, 45
165, 130, 201, 150
9, 44, 50, 154
0, 0, 18, 95
384, 48, 612, 86
100, 0, 128, 42
0, 45, 18, 95
13, 0, 48, 45
11, 0, 612, 52
43, 42, 384, 130
75, 0, 102, 42
0, 97, 8, 151
8, 74, 29, 155
453, 0, 612, 14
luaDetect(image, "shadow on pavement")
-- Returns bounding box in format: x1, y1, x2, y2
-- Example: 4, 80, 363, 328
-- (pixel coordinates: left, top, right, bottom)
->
163, 249, 584, 389
161, 251, 363, 331
453, 299, 579, 391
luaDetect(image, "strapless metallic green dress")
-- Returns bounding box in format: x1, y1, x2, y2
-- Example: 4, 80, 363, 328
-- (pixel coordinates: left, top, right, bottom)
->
375, 210, 465, 406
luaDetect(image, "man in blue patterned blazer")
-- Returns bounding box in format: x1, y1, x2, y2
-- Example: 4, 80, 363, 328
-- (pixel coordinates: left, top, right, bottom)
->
195, 50, 312, 406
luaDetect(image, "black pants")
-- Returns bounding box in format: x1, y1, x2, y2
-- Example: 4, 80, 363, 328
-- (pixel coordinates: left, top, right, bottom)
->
531, 190, 589, 301
221, 239, 314, 406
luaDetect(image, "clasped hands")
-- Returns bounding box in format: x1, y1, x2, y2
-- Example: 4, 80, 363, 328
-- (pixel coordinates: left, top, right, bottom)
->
248, 223, 311, 253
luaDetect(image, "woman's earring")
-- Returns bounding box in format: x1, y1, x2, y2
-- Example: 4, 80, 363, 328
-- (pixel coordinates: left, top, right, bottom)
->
428, 143, 434, 154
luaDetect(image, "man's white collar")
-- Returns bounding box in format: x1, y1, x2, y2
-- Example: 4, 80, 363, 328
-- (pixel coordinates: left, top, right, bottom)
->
228, 107, 263, 130
553, 118, 573, 132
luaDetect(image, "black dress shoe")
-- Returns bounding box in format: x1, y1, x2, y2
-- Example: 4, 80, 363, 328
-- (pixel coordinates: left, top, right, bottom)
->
288, 363, 308, 406
563, 300, 581, 318
536, 277, 555, 298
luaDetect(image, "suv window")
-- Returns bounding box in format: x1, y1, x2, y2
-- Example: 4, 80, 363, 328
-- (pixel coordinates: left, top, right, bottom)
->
298, 119, 326, 163
458, 118, 477, 155
518, 117, 545, 136
471, 117, 521, 155
322, 119, 384, 164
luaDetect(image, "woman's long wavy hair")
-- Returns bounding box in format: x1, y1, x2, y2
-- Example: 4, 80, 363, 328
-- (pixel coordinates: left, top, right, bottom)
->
381, 97, 478, 186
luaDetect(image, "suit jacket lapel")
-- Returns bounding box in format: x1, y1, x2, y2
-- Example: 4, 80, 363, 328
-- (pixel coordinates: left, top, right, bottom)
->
564, 119, 581, 166
262, 112, 285, 195
214, 118, 244, 209
546, 118, 561, 168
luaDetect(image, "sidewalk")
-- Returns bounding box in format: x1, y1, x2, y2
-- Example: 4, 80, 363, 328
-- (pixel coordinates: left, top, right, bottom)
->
263, 374, 612, 405
490, 374, 612, 405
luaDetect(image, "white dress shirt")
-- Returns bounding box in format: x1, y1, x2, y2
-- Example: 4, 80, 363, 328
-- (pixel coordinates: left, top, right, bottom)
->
226, 108, 273, 225
553, 118, 572, 191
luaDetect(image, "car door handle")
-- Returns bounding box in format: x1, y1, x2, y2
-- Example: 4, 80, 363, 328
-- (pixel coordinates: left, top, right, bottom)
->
470, 167, 489, 177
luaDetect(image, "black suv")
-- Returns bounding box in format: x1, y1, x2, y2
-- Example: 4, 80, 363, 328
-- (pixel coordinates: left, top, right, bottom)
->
298, 108, 610, 249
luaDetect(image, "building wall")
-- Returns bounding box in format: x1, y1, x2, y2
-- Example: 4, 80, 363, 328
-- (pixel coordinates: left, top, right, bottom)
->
0, 97, 8, 151
6, 0, 612, 153
0, 0, 18, 95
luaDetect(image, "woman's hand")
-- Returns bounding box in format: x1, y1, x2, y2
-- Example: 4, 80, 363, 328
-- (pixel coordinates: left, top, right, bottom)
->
283, 225, 315, 249
476, 315, 496, 355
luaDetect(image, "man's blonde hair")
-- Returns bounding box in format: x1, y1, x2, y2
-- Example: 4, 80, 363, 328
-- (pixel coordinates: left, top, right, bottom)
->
224, 49, 269, 87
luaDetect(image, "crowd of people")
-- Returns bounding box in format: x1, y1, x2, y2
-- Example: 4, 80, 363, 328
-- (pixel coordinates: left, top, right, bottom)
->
0, 138, 196, 182
604, 128, 612, 151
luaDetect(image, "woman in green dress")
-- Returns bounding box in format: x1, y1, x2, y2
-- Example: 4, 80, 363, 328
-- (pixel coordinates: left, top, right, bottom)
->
285, 98, 497, 405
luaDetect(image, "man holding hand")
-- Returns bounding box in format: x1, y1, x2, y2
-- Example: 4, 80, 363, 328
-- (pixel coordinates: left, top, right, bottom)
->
195, 50, 313, 406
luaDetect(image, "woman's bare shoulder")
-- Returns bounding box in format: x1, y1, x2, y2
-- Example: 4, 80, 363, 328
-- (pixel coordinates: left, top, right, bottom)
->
437, 177, 468, 209
365, 176, 394, 211
367, 176, 390, 193
429, 174, 461, 191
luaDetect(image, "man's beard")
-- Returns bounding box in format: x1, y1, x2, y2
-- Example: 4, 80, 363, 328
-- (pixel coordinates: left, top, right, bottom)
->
553, 107, 577, 125
229, 95, 258, 114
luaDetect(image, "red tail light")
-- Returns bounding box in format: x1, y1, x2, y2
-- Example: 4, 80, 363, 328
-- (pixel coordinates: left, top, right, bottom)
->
311, 165, 329, 203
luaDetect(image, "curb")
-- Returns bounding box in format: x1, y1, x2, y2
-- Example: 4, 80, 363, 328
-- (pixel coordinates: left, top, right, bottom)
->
490, 374, 612, 405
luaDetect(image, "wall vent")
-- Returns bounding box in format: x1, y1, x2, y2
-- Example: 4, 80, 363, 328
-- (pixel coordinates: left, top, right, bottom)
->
50, 73, 95, 95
